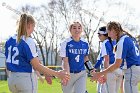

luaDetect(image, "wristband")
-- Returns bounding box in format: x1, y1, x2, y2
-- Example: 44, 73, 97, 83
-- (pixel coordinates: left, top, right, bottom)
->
84, 60, 94, 72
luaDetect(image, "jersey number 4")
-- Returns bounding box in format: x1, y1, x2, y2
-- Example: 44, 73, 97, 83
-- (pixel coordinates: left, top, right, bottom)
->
6, 46, 19, 65
75, 55, 80, 62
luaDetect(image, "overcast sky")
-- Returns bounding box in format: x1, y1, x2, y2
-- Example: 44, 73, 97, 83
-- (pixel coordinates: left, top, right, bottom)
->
0, 0, 140, 43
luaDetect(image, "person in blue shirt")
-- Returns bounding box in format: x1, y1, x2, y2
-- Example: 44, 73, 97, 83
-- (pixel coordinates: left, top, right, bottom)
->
60, 22, 90, 93
94, 26, 123, 93
91, 21, 140, 93
5, 13, 70, 93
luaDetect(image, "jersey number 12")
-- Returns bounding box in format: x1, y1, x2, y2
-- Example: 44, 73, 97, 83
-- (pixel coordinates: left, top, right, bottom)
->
6, 46, 19, 65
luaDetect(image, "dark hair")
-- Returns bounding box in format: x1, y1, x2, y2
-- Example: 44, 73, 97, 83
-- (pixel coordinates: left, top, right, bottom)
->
99, 26, 106, 32
99, 26, 113, 50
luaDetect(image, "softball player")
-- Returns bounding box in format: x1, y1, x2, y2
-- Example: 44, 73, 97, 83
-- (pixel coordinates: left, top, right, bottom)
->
91, 21, 140, 93
94, 26, 122, 93
5, 13, 70, 93
60, 22, 89, 93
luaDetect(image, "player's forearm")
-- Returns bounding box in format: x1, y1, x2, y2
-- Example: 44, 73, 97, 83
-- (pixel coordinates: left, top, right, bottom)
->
31, 57, 58, 77
104, 64, 118, 74
102, 59, 122, 75
104, 55, 109, 69
104, 61, 109, 69
84, 56, 89, 63
62, 57, 70, 73
62, 61, 70, 73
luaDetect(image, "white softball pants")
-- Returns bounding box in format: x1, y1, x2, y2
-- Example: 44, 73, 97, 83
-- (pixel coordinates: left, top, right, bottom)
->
8, 72, 38, 93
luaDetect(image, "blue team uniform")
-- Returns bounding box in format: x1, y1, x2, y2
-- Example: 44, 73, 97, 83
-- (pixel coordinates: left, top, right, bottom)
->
116, 35, 140, 68
94, 39, 115, 69
60, 37, 89, 72
60, 37, 89, 93
94, 39, 122, 93
116, 34, 140, 93
5, 35, 38, 73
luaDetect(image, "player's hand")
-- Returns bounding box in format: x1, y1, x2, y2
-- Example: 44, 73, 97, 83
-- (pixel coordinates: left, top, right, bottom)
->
98, 75, 106, 84
39, 76, 44, 84
56, 70, 70, 83
61, 78, 69, 86
90, 72, 102, 82
90, 69, 95, 76
61, 70, 70, 86
45, 75, 53, 85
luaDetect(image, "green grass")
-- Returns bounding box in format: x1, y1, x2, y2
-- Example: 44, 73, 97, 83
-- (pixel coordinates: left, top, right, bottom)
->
0, 78, 96, 93
0, 78, 140, 93
37, 78, 96, 93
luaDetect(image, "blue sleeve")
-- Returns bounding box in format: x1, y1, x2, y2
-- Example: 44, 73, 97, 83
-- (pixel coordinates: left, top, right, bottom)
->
85, 43, 89, 56
94, 57, 103, 69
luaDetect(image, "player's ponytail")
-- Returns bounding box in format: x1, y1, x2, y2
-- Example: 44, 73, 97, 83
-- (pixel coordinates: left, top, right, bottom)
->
17, 14, 27, 43
17, 13, 35, 43
123, 30, 133, 38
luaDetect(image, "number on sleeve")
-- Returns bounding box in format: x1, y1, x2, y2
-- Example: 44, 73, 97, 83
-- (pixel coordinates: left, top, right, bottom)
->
135, 46, 140, 56
133, 42, 140, 56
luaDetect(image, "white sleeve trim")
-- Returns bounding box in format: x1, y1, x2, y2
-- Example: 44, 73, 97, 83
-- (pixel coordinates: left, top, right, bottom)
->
59, 38, 71, 57
60, 41, 67, 57
101, 40, 107, 57
115, 36, 126, 59
23, 37, 38, 58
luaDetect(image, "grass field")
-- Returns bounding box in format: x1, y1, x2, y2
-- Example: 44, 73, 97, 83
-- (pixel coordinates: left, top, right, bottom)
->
0, 78, 96, 93
0, 78, 140, 93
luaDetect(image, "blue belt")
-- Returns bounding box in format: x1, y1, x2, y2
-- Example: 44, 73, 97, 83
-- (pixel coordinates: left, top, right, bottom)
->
70, 70, 82, 73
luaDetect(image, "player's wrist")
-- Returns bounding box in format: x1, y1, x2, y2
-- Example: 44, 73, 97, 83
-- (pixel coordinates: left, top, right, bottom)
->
54, 71, 59, 77
84, 60, 94, 72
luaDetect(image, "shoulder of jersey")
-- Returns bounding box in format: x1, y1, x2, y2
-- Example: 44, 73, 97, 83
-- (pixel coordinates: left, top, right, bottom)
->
22, 36, 35, 45
6, 35, 17, 43
11, 35, 17, 39
61, 37, 72, 44
122, 35, 129, 39
116, 35, 129, 46
80, 37, 88, 43
102, 39, 109, 45
119, 35, 129, 42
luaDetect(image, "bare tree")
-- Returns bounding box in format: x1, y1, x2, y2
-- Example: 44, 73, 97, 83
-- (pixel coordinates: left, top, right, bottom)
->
17, 0, 139, 66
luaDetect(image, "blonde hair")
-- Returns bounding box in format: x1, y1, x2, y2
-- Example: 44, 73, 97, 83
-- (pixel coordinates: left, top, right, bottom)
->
69, 22, 82, 31
17, 13, 35, 43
